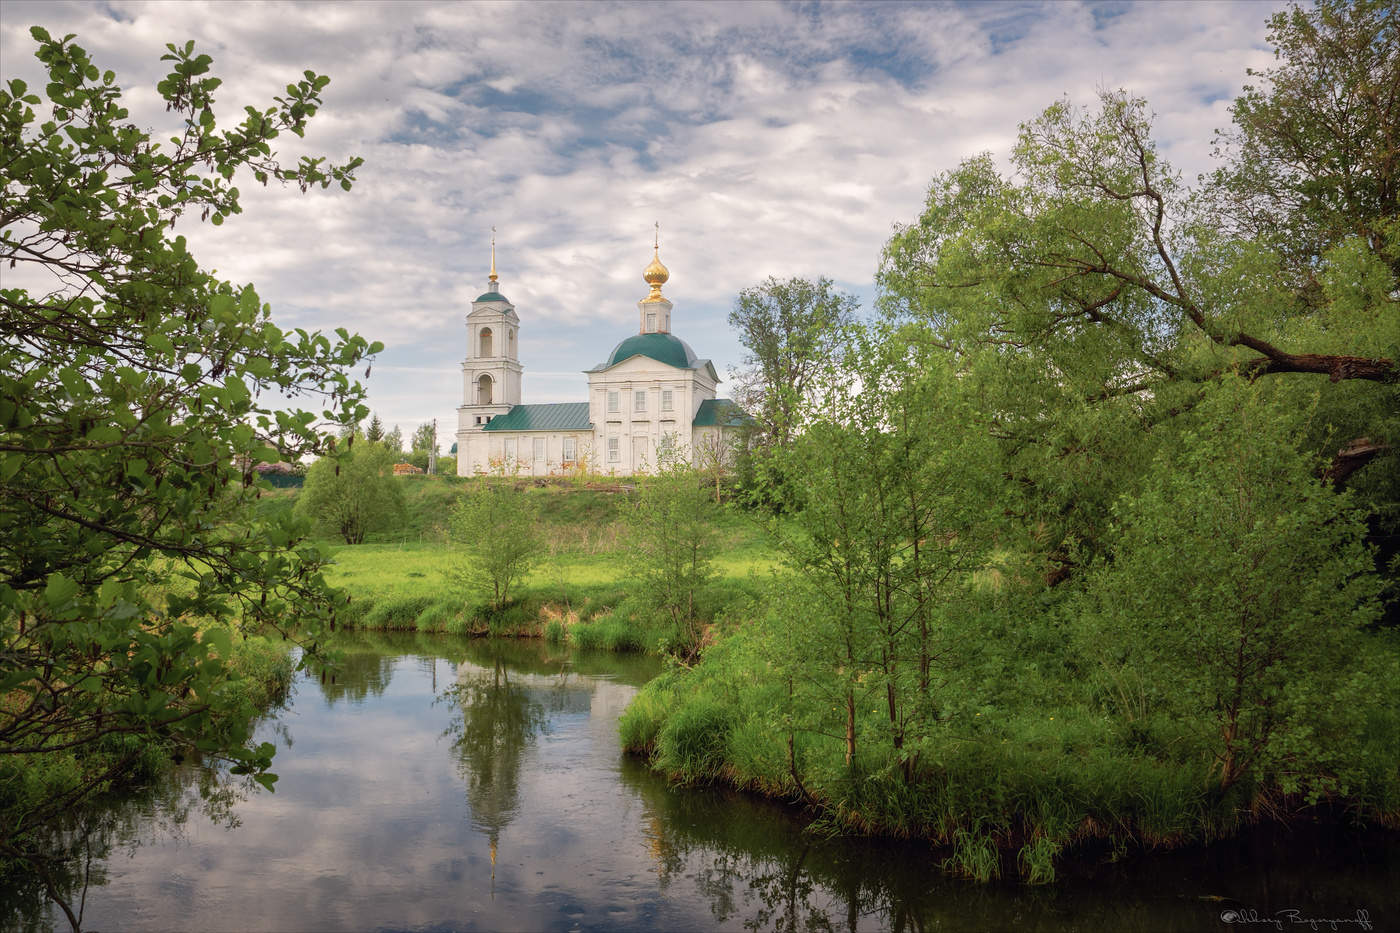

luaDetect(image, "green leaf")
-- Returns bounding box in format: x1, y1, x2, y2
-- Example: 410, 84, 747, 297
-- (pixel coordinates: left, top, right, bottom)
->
44, 572, 79, 608
202, 626, 232, 656
147, 331, 175, 356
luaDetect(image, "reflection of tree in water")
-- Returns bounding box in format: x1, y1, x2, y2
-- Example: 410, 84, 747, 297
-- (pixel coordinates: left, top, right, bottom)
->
2, 763, 258, 933
618, 758, 917, 932
623, 753, 1400, 933
441, 648, 550, 884
309, 649, 396, 706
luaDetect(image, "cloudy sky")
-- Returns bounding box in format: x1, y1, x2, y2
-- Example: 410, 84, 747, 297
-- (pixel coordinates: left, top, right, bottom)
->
2, 0, 1289, 446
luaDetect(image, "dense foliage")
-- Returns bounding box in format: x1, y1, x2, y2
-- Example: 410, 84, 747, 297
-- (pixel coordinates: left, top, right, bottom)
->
298, 434, 404, 543
0, 28, 374, 919
727, 276, 858, 448
625, 0, 1400, 881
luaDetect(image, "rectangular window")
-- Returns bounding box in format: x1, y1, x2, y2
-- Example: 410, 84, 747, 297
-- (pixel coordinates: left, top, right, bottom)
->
563, 436, 576, 462
646, 311, 656, 331
635, 390, 646, 412
607, 391, 619, 413
661, 389, 673, 412
607, 437, 619, 462
503, 438, 515, 460
533, 438, 545, 461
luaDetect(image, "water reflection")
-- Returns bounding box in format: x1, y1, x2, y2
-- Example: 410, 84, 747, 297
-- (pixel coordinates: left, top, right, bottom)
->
443, 648, 549, 879
3, 741, 263, 932
14, 634, 1395, 933
618, 751, 1397, 932
310, 647, 396, 706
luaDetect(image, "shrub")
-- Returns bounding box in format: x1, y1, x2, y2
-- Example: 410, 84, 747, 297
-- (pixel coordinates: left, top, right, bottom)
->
569, 616, 644, 652
363, 594, 438, 630
447, 483, 543, 609
655, 697, 735, 782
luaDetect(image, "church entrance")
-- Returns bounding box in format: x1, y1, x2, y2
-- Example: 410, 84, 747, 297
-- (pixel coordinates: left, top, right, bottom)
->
632, 436, 649, 474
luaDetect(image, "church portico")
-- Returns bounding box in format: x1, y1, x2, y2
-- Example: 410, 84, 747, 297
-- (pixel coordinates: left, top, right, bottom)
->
454, 231, 746, 477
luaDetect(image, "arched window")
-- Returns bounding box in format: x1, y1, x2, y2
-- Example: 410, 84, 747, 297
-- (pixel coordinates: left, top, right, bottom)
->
477, 374, 493, 405
479, 327, 493, 358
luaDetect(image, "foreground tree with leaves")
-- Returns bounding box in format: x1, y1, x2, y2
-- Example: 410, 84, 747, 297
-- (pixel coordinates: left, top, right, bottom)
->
1075, 379, 1384, 795
0, 28, 374, 924
728, 276, 858, 449
626, 456, 717, 660
766, 325, 1000, 774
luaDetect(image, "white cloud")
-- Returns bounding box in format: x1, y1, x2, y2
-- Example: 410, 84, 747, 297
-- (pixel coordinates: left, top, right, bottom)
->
2, 0, 1287, 438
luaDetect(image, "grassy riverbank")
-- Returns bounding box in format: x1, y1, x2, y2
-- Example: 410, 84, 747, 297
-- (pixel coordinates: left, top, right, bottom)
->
619, 594, 1400, 883
305, 476, 776, 651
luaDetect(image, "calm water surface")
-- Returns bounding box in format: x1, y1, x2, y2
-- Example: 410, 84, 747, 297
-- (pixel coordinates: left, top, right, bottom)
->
17, 633, 1396, 931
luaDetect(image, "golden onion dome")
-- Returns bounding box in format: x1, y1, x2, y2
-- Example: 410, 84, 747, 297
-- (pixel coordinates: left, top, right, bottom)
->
642, 246, 669, 302
643, 248, 669, 285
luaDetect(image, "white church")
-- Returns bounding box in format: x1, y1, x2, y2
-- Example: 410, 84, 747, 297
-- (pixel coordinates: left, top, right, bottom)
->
454, 237, 748, 476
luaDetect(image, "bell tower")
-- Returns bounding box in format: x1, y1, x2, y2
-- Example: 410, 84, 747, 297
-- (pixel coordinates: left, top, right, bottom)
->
457, 232, 522, 441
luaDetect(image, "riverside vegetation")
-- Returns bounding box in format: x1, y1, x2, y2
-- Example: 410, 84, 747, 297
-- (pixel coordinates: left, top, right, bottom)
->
620, 0, 1400, 885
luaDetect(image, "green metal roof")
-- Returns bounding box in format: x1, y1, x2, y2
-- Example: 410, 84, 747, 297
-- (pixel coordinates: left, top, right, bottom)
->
692, 398, 751, 428
589, 332, 702, 371
475, 291, 509, 303
482, 402, 591, 432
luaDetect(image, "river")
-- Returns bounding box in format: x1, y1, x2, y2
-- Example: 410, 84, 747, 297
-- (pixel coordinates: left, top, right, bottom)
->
12, 633, 1393, 931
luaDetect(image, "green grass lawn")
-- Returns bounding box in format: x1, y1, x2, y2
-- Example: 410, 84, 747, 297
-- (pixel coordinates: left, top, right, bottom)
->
322, 529, 780, 603
311, 476, 782, 642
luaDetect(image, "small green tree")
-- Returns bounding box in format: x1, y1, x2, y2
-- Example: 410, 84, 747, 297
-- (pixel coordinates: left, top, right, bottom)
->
626, 458, 717, 660
411, 422, 436, 454
297, 437, 403, 543
364, 413, 385, 443
407, 422, 437, 472
728, 276, 858, 449
447, 483, 542, 609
